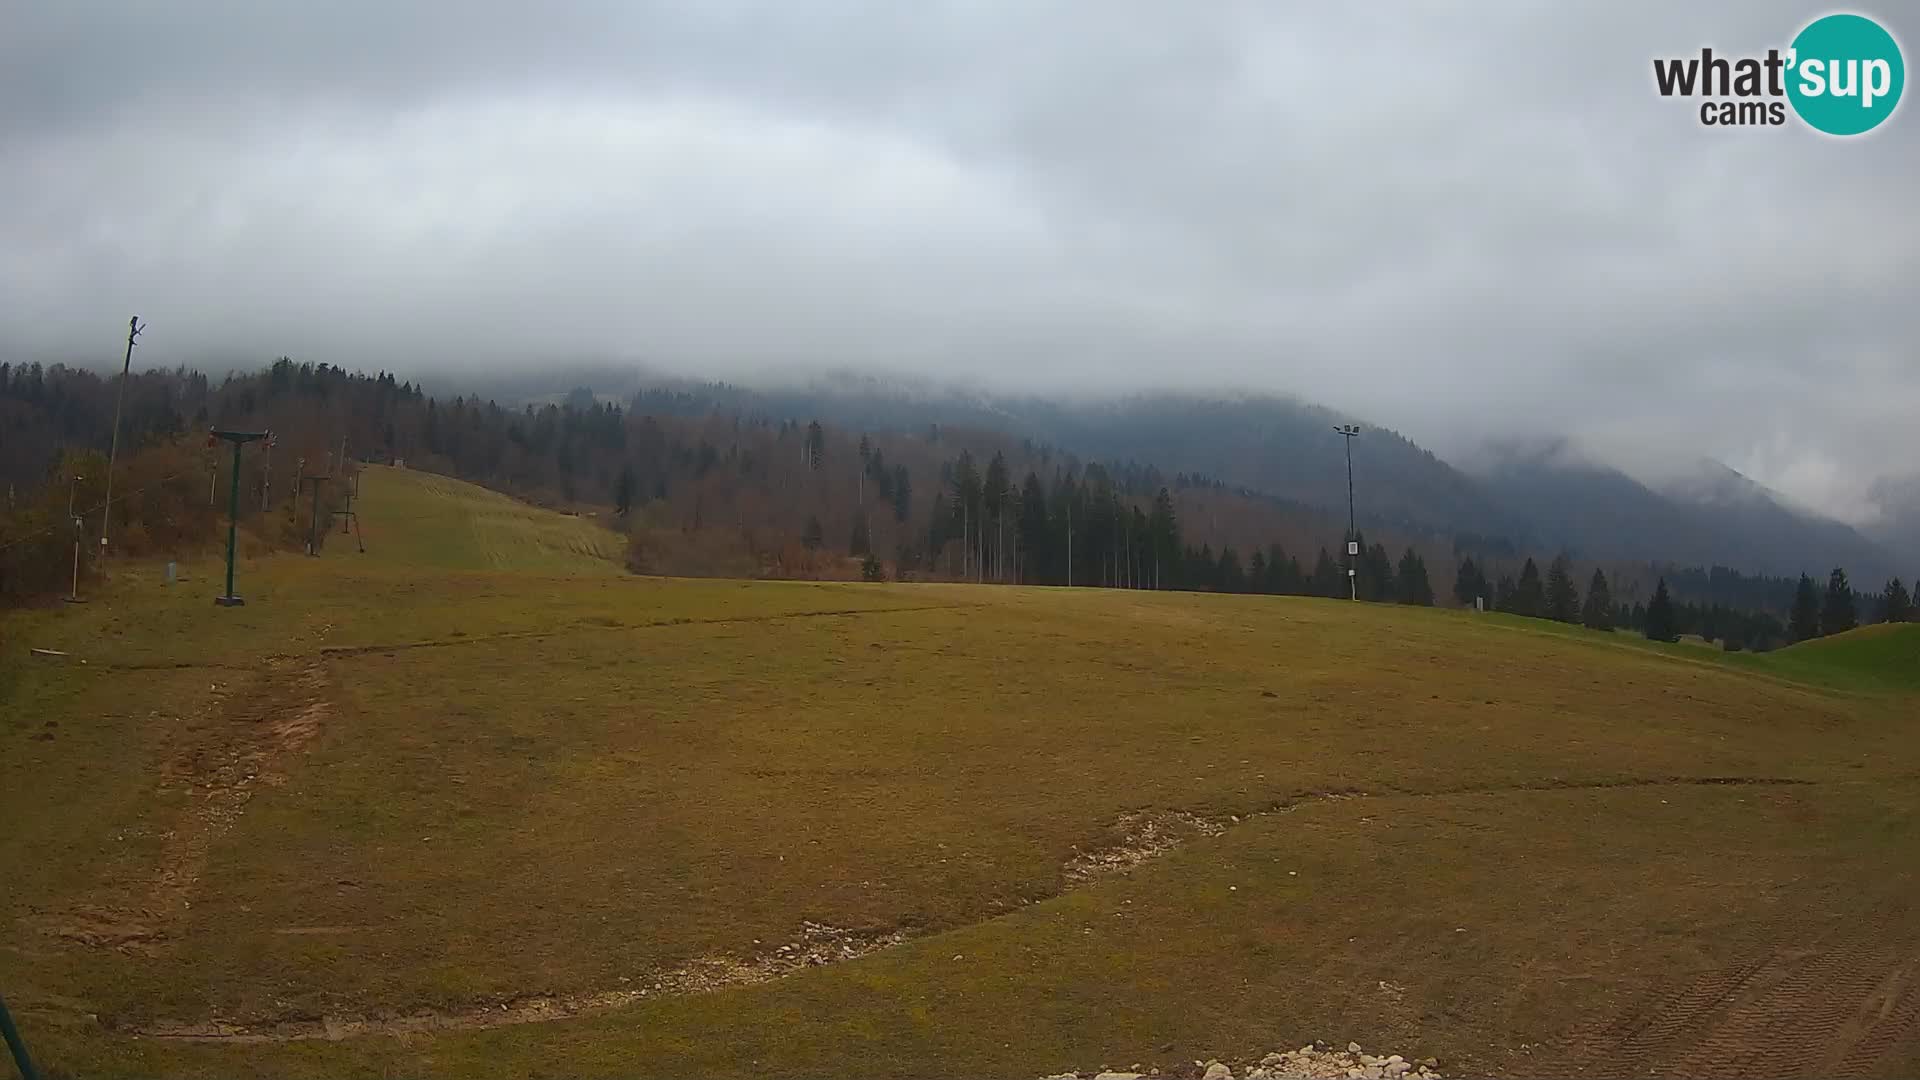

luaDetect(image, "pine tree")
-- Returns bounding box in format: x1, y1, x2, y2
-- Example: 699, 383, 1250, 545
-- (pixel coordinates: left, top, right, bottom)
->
1789, 573, 1821, 641
849, 517, 871, 556
1544, 554, 1579, 623
890, 465, 911, 522
1362, 542, 1395, 602
1218, 547, 1246, 593
1148, 488, 1179, 589
1822, 567, 1857, 637
1644, 577, 1678, 643
804, 421, 825, 470
614, 464, 636, 517
1311, 548, 1341, 597
801, 515, 824, 551
1581, 568, 1614, 630
860, 552, 884, 581
1882, 578, 1912, 623
1453, 556, 1487, 607
1511, 558, 1545, 618
1390, 549, 1436, 599
1494, 574, 1516, 612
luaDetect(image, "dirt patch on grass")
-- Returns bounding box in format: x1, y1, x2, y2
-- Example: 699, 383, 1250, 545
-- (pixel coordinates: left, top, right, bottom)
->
128, 921, 907, 1042
45, 659, 333, 951
1064, 809, 1227, 882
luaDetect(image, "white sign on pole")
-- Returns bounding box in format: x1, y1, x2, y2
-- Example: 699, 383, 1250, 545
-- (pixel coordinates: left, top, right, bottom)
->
1346, 541, 1359, 556
1348, 568, 1356, 577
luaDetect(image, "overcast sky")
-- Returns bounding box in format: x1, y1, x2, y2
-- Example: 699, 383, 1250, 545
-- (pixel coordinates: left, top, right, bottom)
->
2, 2, 1914, 525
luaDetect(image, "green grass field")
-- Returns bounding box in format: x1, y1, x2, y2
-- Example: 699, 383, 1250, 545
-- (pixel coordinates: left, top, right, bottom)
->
4, 466, 1917, 1079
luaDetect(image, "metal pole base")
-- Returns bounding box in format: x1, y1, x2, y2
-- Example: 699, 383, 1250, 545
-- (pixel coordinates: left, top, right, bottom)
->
63, 596, 87, 604
214, 595, 246, 607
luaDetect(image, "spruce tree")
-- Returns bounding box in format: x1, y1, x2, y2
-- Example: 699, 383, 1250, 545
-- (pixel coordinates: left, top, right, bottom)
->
1644, 577, 1678, 643
614, 464, 636, 517
801, 515, 824, 550
804, 421, 825, 470
1822, 567, 1857, 636
1789, 573, 1821, 641
1453, 556, 1488, 607
1511, 558, 1545, 618
1544, 554, 1579, 623
1882, 578, 1912, 623
849, 516, 871, 556
1218, 547, 1246, 593
1581, 568, 1614, 630
1397, 548, 1434, 605
1494, 574, 1516, 612
890, 465, 912, 522
1363, 542, 1395, 602
1311, 548, 1341, 597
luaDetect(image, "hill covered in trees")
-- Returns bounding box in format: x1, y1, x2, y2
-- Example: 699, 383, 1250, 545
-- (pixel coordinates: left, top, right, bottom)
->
3, 359, 1910, 640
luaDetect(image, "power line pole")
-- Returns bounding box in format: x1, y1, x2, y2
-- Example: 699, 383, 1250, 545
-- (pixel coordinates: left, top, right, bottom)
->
1336, 424, 1360, 601
65, 474, 85, 604
100, 315, 142, 553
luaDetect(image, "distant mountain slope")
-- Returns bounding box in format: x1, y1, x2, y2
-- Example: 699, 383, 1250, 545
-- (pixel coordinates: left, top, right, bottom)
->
1865, 473, 1920, 568
498, 368, 1895, 582
1470, 442, 1896, 581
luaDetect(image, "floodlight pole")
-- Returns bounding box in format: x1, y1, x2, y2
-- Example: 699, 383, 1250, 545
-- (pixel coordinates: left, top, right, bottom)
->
1336, 425, 1359, 601
211, 430, 268, 606
100, 315, 142, 553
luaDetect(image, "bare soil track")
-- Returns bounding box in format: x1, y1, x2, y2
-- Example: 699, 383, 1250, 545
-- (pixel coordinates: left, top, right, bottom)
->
43, 658, 332, 952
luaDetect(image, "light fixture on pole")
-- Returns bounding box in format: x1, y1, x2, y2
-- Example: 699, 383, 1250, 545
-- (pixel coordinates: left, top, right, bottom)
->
1334, 424, 1360, 601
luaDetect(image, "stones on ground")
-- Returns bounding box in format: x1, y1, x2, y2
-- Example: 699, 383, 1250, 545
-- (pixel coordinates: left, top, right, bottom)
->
1041, 1040, 1440, 1080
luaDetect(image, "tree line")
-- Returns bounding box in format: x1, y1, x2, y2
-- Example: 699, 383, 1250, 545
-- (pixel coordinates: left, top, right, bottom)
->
1448, 553, 1912, 651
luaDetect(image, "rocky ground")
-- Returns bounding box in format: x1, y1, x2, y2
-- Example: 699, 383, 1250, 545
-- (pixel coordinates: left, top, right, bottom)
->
1041, 1041, 1443, 1080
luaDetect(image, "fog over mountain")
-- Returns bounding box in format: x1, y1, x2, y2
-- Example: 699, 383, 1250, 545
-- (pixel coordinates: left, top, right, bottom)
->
2, 2, 1915, 533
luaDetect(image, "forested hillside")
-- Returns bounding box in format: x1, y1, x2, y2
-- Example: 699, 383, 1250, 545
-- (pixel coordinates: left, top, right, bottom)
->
3, 359, 1908, 640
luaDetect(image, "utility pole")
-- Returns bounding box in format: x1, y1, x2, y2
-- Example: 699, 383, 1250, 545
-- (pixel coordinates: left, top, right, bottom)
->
65, 475, 85, 604
100, 316, 142, 553
1335, 424, 1360, 601
1066, 504, 1073, 588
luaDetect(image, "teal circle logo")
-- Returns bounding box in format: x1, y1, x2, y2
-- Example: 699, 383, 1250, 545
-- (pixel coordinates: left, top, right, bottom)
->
1787, 13, 1905, 135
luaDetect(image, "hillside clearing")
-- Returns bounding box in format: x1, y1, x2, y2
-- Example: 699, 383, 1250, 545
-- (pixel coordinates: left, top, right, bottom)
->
3, 467, 1916, 1079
